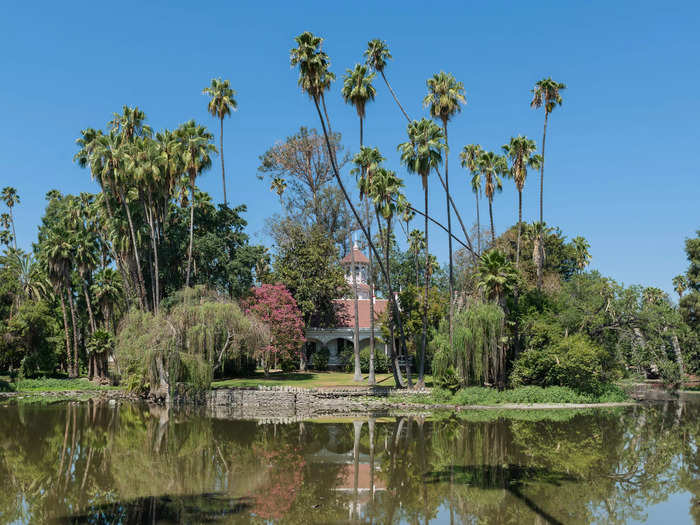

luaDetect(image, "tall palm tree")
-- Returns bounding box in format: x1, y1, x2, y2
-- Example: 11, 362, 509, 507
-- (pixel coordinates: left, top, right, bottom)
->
502, 136, 541, 266
571, 236, 592, 272
424, 72, 466, 353
477, 151, 508, 245
367, 166, 405, 388
364, 39, 410, 122
175, 120, 216, 288
352, 146, 383, 384
460, 144, 484, 255
0, 187, 19, 250
91, 268, 123, 333
531, 78, 565, 289
341, 64, 376, 146
292, 31, 406, 387
398, 118, 445, 386
203, 78, 238, 206
673, 275, 688, 300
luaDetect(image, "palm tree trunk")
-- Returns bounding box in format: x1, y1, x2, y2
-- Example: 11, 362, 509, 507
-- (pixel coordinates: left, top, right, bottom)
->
367, 201, 376, 385
9, 208, 17, 250
59, 292, 72, 375
146, 194, 160, 313
516, 190, 523, 267
420, 180, 429, 386
380, 71, 411, 123
312, 95, 406, 388
67, 285, 79, 377
488, 198, 496, 244
540, 111, 548, 225
185, 177, 196, 288
475, 191, 481, 255
443, 123, 454, 355
83, 284, 96, 334
220, 117, 227, 206
119, 193, 146, 309
351, 235, 362, 382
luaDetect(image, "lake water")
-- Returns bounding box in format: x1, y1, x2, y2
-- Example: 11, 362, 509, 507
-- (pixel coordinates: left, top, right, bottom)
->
1, 398, 699, 524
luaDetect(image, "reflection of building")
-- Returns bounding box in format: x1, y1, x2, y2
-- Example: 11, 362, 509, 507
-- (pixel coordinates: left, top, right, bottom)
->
305, 244, 388, 368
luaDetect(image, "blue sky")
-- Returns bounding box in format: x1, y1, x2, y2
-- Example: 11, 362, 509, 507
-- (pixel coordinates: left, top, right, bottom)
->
1, 1, 698, 295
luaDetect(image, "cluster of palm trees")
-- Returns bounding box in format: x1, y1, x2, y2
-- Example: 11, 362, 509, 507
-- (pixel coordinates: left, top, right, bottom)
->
290, 32, 568, 387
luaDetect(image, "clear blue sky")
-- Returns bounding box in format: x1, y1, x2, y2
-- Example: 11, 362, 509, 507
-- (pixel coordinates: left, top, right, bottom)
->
1, 1, 698, 295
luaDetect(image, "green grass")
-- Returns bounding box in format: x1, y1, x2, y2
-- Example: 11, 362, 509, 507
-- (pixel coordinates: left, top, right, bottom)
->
388, 384, 630, 406
212, 371, 434, 389
8, 377, 119, 392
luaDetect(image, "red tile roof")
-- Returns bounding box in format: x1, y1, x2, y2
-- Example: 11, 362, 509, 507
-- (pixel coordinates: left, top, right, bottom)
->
340, 247, 369, 265
334, 299, 387, 328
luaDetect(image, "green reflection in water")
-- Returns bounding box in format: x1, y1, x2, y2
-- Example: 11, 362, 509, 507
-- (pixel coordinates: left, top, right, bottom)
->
0, 401, 699, 524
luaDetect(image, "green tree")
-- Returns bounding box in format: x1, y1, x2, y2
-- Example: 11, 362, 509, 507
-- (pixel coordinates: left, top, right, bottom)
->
572, 236, 592, 272
341, 64, 376, 146
0, 187, 19, 250
477, 249, 518, 309
673, 275, 688, 300
398, 118, 445, 386
175, 120, 216, 288
502, 136, 541, 266
364, 39, 410, 122
476, 150, 507, 245
203, 78, 237, 206
424, 71, 466, 354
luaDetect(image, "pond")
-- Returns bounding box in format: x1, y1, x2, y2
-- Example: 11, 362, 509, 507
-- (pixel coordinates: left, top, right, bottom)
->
1, 399, 699, 524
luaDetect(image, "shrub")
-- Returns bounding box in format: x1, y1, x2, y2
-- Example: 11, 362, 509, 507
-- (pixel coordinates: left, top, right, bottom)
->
311, 347, 329, 371
511, 333, 609, 395
343, 347, 389, 374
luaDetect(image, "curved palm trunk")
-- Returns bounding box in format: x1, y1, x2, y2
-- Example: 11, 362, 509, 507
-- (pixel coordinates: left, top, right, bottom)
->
59, 292, 72, 375
119, 192, 146, 309
185, 177, 196, 288
351, 237, 362, 382
380, 71, 411, 123
488, 197, 496, 245
67, 284, 79, 377
220, 117, 227, 206
420, 179, 429, 386
443, 123, 454, 355
367, 201, 376, 385
312, 96, 406, 388
537, 111, 549, 290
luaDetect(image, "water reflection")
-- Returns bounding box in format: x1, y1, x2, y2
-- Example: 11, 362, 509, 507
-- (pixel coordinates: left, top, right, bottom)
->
1, 400, 700, 523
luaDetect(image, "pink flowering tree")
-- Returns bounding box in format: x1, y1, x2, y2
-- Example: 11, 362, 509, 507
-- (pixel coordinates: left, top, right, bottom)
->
243, 284, 305, 375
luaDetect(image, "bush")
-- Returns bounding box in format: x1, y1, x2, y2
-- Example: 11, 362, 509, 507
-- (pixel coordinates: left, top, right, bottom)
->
311, 347, 329, 371
510, 334, 609, 395
343, 347, 389, 374
435, 366, 461, 393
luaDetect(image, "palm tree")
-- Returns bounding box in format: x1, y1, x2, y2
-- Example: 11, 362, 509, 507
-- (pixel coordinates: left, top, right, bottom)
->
203, 78, 238, 206
364, 39, 410, 122
524, 222, 552, 286
572, 236, 592, 272
476, 151, 508, 245
531, 78, 565, 289
341, 64, 376, 146
367, 166, 405, 387
108, 105, 153, 141
352, 146, 383, 384
673, 275, 688, 300
270, 176, 286, 203
1, 187, 19, 250
408, 229, 425, 289
91, 268, 123, 333
460, 144, 484, 255
424, 72, 466, 353
176, 120, 216, 288
398, 118, 445, 386
502, 136, 541, 266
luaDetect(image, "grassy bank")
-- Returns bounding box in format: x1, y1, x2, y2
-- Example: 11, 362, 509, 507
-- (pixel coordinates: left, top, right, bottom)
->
212, 371, 434, 389
0, 377, 120, 393
388, 385, 629, 406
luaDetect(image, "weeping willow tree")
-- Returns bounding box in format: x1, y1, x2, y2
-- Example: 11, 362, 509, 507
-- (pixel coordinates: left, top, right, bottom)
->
433, 303, 505, 389
116, 286, 269, 401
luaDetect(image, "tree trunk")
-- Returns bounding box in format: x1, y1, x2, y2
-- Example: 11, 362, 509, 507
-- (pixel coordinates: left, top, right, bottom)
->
144, 196, 160, 313
516, 190, 523, 267
185, 176, 196, 288
367, 201, 376, 385
420, 181, 429, 386
59, 292, 72, 375
312, 96, 406, 388
540, 111, 549, 225
220, 117, 227, 206
381, 71, 411, 123
488, 198, 495, 245
83, 284, 96, 334
9, 208, 17, 250
444, 123, 454, 356
120, 193, 146, 309
351, 235, 362, 382
672, 333, 685, 379
475, 191, 481, 255
67, 285, 79, 378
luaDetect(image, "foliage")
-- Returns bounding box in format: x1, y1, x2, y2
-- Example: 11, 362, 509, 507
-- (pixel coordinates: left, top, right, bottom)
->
242, 283, 305, 374
342, 346, 389, 374
310, 346, 329, 371
272, 225, 347, 327
116, 287, 268, 397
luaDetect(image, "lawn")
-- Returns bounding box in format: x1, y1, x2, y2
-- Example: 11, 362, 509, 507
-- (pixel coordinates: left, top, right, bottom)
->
0, 376, 120, 392
212, 371, 433, 389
